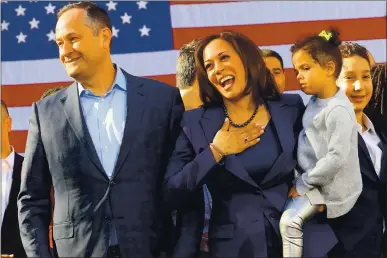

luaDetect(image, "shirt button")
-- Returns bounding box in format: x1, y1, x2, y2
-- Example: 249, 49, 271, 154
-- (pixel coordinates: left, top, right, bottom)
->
109, 180, 116, 186
104, 146, 108, 152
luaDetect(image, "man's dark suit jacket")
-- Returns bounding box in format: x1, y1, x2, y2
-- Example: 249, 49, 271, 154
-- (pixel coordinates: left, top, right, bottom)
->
329, 130, 387, 257
1, 152, 26, 257
18, 70, 184, 257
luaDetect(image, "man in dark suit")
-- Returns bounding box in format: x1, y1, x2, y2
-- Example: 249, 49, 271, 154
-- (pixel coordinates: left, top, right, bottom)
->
1, 100, 26, 257
17, 2, 183, 257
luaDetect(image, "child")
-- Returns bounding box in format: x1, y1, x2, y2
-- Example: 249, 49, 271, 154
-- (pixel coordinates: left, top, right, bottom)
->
279, 29, 362, 257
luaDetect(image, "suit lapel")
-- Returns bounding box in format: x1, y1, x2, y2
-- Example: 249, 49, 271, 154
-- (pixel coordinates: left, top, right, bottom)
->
261, 100, 294, 185
199, 107, 259, 188
2, 153, 22, 233
112, 72, 147, 178
378, 132, 387, 183
358, 134, 379, 182
61, 83, 106, 177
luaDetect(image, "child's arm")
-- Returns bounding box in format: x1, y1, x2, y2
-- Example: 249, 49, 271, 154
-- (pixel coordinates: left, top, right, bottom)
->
296, 105, 356, 195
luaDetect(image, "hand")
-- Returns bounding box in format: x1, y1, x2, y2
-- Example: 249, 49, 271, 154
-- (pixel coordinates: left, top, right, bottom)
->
288, 185, 300, 198
1, 255, 14, 258
288, 186, 325, 213
212, 118, 264, 156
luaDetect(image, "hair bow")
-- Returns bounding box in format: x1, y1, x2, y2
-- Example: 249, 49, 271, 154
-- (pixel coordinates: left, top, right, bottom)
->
319, 30, 332, 41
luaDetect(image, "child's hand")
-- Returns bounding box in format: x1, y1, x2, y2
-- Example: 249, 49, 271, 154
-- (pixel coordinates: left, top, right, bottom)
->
288, 185, 300, 198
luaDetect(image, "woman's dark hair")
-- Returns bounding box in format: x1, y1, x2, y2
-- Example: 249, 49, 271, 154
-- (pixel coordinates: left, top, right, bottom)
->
290, 28, 343, 78
369, 63, 386, 113
194, 31, 280, 108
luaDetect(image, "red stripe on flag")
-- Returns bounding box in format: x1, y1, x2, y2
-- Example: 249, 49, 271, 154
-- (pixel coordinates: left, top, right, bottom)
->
10, 131, 27, 154
2, 82, 72, 107
172, 17, 386, 49
2, 70, 301, 108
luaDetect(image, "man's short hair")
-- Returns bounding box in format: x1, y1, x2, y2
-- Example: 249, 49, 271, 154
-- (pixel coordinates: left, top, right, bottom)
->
57, 2, 113, 47
261, 49, 284, 71
40, 86, 66, 100
1, 100, 9, 117
176, 39, 201, 90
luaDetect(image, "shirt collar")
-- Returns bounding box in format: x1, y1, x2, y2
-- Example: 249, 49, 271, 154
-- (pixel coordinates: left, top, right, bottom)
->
1, 146, 15, 169
77, 64, 127, 97
357, 113, 377, 134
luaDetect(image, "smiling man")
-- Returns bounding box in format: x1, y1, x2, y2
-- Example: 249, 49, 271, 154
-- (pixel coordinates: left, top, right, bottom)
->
18, 2, 184, 257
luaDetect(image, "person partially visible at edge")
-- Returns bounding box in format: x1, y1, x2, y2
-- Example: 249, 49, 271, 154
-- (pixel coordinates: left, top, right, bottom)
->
164, 31, 337, 258
262, 48, 286, 94
366, 63, 387, 133
176, 39, 204, 111
17, 2, 184, 257
327, 42, 386, 258
174, 38, 213, 258
279, 28, 361, 257
1, 100, 26, 258
40, 86, 67, 100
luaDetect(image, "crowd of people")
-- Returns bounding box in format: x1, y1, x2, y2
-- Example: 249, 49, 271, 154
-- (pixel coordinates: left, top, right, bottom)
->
1, 1, 386, 258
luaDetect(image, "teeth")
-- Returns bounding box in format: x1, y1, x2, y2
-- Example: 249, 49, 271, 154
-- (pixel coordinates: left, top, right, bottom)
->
220, 75, 234, 84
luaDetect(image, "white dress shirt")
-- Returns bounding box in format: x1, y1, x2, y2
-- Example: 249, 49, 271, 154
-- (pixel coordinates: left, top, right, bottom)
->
1, 146, 15, 225
357, 115, 384, 232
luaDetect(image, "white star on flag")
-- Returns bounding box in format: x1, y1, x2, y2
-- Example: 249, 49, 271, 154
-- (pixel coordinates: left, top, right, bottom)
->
46, 30, 56, 41
106, 1, 117, 11
1, 20, 9, 31
137, 1, 147, 10
15, 5, 26, 16
120, 12, 132, 24
16, 32, 27, 43
139, 25, 150, 37
29, 18, 40, 29
112, 26, 119, 37
45, 3, 56, 15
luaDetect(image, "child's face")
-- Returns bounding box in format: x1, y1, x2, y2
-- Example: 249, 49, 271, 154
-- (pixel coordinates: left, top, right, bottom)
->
337, 55, 373, 113
292, 49, 330, 96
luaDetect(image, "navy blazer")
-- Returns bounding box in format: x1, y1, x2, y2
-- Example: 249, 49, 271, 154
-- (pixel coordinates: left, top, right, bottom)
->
18, 71, 184, 257
329, 130, 387, 255
1, 153, 26, 257
165, 94, 337, 258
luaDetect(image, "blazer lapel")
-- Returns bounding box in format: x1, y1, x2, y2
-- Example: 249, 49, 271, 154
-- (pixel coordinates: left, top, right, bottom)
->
261, 100, 294, 185
61, 83, 106, 177
358, 134, 380, 182
112, 73, 147, 177
378, 132, 387, 183
199, 107, 259, 188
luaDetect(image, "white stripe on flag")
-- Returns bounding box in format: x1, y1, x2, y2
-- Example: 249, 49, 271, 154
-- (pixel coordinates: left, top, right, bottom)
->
170, 1, 387, 28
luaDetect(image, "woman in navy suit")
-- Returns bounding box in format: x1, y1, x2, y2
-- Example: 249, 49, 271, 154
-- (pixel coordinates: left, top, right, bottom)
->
164, 31, 337, 258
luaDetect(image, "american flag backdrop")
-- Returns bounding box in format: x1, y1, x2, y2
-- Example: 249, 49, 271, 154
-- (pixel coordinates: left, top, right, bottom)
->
1, 1, 386, 155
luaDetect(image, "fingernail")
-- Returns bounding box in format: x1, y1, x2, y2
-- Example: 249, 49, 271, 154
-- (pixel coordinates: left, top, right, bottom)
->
225, 118, 228, 122
261, 130, 264, 133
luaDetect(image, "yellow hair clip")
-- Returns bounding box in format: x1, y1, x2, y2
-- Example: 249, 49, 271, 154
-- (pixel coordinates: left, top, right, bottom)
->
319, 30, 332, 41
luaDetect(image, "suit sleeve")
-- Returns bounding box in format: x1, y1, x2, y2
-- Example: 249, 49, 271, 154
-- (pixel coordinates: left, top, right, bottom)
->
17, 102, 52, 257
163, 113, 220, 211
